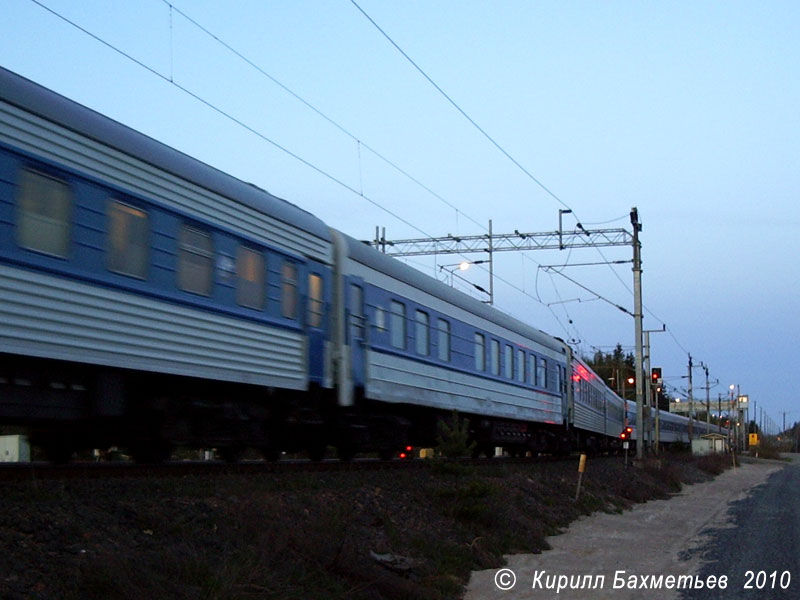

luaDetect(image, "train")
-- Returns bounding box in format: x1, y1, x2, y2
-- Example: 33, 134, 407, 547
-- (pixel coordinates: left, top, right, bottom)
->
0, 66, 719, 463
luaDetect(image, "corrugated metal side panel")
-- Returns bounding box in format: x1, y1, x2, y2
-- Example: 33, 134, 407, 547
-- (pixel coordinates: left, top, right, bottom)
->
343, 250, 566, 358
0, 265, 306, 389
0, 101, 330, 263
365, 351, 562, 424
573, 402, 605, 434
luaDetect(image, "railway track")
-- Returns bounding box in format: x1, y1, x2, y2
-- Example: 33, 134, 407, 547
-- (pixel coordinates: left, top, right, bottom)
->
0, 453, 590, 482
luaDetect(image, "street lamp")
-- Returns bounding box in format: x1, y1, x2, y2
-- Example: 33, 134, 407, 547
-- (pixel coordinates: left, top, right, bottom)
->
438, 261, 491, 300
739, 394, 749, 450
438, 260, 488, 286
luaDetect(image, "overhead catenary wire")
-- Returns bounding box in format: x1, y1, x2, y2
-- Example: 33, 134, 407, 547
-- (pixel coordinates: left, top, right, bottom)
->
28, 0, 431, 238
30, 0, 691, 365
172, 0, 696, 366
350, 0, 572, 214
24, 0, 579, 340
349, 1, 697, 358
161, 0, 487, 232
157, 0, 577, 326
159, 1, 570, 322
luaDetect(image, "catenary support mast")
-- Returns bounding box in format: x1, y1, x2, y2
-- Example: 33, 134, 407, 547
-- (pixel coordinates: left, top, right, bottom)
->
630, 208, 645, 462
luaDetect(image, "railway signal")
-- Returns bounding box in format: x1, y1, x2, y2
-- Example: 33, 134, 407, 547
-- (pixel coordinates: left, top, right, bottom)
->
651, 367, 662, 385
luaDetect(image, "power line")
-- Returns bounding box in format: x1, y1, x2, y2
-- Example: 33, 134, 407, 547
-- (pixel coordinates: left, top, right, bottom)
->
30, 0, 695, 366
27, 0, 431, 237
349, 1, 698, 360
158, 1, 580, 320
350, 0, 572, 213
26, 0, 572, 335
163, 0, 487, 232
158, 0, 610, 341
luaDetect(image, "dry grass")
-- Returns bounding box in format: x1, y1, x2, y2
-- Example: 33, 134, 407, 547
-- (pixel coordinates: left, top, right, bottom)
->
0, 452, 733, 600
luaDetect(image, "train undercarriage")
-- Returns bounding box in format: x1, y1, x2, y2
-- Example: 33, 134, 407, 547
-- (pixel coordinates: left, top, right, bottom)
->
1, 354, 627, 463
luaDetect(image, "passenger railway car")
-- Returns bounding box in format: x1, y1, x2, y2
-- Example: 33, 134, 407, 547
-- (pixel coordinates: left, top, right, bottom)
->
0, 66, 719, 462
0, 66, 334, 461
330, 231, 572, 457
570, 355, 628, 452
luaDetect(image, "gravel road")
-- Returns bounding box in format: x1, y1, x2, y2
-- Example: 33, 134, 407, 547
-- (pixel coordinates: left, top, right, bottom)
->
465, 458, 783, 600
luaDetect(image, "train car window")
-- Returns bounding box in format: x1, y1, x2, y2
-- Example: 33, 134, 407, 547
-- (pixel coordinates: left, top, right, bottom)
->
236, 246, 264, 309
107, 200, 148, 278
17, 168, 72, 258
437, 319, 450, 362
474, 333, 485, 371
350, 284, 365, 340
374, 306, 386, 331
517, 349, 526, 383
537, 357, 547, 389
281, 262, 299, 319
308, 273, 323, 327
530, 354, 537, 384
415, 310, 429, 356
504, 345, 513, 379
177, 225, 213, 296
390, 301, 406, 349
490, 340, 500, 376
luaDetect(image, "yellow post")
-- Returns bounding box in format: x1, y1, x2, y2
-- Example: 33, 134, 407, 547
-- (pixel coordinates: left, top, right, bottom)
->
575, 454, 587, 501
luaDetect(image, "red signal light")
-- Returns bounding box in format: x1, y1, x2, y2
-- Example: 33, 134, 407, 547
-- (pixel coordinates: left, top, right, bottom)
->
399, 452, 407, 459
405, 446, 413, 452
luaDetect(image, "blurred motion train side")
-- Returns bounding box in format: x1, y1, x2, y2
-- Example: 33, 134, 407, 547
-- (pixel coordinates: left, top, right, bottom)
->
0, 67, 716, 463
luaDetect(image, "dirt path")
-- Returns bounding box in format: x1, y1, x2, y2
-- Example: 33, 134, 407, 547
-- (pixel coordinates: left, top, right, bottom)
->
464, 459, 782, 600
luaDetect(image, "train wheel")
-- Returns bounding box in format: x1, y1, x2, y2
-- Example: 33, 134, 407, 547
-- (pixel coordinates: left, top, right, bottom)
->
129, 440, 172, 464
261, 446, 281, 462
219, 445, 245, 463
308, 444, 326, 462
471, 443, 491, 459
337, 445, 356, 462
44, 433, 74, 464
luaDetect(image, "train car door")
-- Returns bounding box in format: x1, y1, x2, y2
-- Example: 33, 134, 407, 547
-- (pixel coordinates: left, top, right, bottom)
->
306, 271, 325, 385
348, 279, 367, 393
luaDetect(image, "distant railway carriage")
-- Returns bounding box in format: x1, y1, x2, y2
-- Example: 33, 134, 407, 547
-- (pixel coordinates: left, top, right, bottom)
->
570, 355, 628, 451
331, 230, 571, 457
0, 66, 719, 462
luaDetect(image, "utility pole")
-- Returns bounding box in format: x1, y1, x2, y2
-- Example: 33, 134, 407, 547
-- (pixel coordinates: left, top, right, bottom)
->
687, 354, 694, 441
631, 208, 645, 462
700, 362, 715, 426
644, 325, 666, 453
488, 220, 494, 305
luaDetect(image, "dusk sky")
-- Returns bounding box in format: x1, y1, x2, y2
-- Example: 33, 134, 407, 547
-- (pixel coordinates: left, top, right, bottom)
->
3, 1, 798, 430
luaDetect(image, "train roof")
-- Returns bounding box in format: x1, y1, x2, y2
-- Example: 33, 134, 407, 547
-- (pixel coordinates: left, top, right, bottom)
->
338, 230, 567, 354
0, 66, 331, 243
